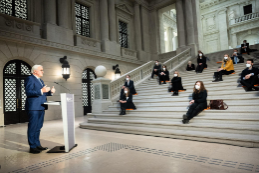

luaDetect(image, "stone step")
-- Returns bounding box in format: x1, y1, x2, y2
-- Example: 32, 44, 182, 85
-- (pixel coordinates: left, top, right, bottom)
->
87, 118, 259, 135
79, 123, 259, 147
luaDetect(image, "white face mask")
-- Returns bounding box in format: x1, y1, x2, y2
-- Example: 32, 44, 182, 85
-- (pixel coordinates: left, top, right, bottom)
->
234, 52, 237, 54
195, 85, 200, 90
246, 64, 251, 68
126, 78, 129, 81
124, 91, 128, 94
163, 68, 166, 71
156, 62, 158, 65
199, 53, 202, 56
224, 56, 228, 60
174, 74, 177, 77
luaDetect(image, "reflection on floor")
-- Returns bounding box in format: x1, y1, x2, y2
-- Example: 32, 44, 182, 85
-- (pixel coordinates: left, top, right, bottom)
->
0, 117, 259, 173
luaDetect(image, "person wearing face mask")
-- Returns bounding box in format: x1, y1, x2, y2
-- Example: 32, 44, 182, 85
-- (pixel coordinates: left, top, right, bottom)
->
119, 87, 136, 115
240, 59, 259, 91
196, 50, 207, 73
151, 60, 162, 79
241, 40, 250, 55
123, 75, 137, 95
231, 49, 244, 64
212, 54, 235, 82
182, 81, 207, 124
159, 65, 170, 84
186, 61, 195, 71
170, 71, 186, 96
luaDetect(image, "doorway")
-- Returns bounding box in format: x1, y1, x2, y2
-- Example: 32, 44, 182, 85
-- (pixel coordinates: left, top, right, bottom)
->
3, 60, 31, 125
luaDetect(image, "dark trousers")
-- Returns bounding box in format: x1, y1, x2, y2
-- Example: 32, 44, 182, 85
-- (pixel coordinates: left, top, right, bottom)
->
151, 70, 159, 78
214, 70, 234, 79
240, 76, 257, 90
27, 110, 45, 148
160, 75, 167, 83
196, 64, 204, 73
186, 103, 204, 120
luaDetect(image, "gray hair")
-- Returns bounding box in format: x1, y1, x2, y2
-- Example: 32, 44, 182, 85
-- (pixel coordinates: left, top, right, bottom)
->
31, 65, 43, 73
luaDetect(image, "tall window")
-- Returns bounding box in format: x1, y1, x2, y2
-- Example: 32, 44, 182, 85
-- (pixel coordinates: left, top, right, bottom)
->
243, 4, 252, 15
75, 2, 90, 37
0, 0, 28, 20
119, 21, 128, 48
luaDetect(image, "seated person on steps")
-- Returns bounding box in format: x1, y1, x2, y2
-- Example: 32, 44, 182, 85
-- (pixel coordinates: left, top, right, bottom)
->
123, 75, 137, 95
186, 61, 195, 71
212, 54, 235, 82
241, 40, 250, 55
240, 59, 259, 91
182, 81, 208, 124
231, 49, 244, 64
159, 65, 170, 84
119, 87, 136, 115
151, 60, 161, 79
170, 71, 186, 96
196, 50, 207, 73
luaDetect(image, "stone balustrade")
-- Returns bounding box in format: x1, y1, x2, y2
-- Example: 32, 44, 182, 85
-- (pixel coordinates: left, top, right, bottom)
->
110, 48, 191, 100
234, 12, 259, 24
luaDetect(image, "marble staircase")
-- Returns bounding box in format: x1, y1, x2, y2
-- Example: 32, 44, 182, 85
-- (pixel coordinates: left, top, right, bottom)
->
80, 49, 259, 148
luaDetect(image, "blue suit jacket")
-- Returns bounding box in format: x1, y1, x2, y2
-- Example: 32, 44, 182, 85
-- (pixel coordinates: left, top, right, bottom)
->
25, 75, 52, 111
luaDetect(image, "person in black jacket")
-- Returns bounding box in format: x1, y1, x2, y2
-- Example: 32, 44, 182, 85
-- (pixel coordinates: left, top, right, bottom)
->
196, 50, 207, 73
241, 40, 250, 55
151, 60, 161, 79
240, 59, 259, 91
123, 75, 137, 95
159, 65, 170, 84
182, 81, 208, 124
186, 61, 195, 71
119, 87, 136, 115
231, 49, 244, 64
170, 71, 186, 96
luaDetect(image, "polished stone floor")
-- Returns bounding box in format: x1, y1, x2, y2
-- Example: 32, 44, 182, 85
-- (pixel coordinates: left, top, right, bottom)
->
1, 117, 259, 173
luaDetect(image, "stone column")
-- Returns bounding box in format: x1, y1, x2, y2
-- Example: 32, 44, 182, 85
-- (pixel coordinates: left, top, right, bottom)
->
44, 0, 56, 25
58, 0, 70, 29
231, 33, 237, 48
134, 2, 142, 52
176, 0, 186, 48
218, 8, 229, 50
184, 0, 195, 45
109, 0, 116, 42
100, 0, 109, 41
167, 27, 173, 52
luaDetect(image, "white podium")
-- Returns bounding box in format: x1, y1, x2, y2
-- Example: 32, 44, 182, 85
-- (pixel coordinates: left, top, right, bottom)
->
44, 93, 77, 153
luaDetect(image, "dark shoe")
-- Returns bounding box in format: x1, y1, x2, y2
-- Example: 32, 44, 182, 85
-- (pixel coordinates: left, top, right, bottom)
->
245, 87, 252, 92
218, 78, 223, 81
252, 87, 259, 91
183, 114, 188, 120
163, 82, 166, 84
37, 146, 48, 150
172, 92, 178, 96
182, 119, 189, 124
119, 111, 123, 115
212, 78, 219, 82
30, 148, 41, 154
122, 110, 126, 115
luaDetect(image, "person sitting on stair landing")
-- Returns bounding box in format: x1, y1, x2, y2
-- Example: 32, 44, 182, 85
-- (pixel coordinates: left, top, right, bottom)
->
212, 54, 235, 82
241, 40, 250, 55
170, 71, 186, 96
196, 50, 207, 73
182, 81, 208, 124
231, 49, 244, 64
240, 59, 259, 91
151, 60, 161, 79
159, 65, 170, 84
119, 87, 136, 115
186, 61, 195, 71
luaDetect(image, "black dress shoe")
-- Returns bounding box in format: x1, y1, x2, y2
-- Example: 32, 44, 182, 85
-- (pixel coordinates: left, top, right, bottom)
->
37, 146, 48, 150
30, 148, 41, 154
182, 119, 189, 124
183, 114, 188, 120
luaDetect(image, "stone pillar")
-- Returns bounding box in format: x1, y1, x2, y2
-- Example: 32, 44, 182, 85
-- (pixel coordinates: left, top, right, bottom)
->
218, 8, 229, 50
100, 0, 109, 41
231, 33, 237, 48
109, 0, 116, 42
134, 2, 142, 52
92, 66, 112, 114
167, 27, 173, 52
176, 0, 186, 48
184, 0, 195, 45
58, 0, 70, 29
44, 0, 56, 25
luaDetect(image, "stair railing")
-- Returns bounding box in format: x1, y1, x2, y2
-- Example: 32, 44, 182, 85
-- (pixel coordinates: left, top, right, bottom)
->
110, 48, 191, 100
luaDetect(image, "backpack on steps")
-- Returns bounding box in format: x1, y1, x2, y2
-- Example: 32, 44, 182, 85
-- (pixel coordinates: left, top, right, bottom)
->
209, 100, 228, 110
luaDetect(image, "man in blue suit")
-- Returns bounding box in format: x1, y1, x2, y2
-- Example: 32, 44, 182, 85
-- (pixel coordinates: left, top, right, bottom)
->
25, 65, 55, 154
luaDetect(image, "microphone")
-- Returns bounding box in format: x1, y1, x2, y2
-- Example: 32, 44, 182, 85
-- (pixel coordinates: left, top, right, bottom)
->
54, 82, 71, 93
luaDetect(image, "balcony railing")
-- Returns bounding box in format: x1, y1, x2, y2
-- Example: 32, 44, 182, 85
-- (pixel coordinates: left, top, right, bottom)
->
235, 12, 259, 23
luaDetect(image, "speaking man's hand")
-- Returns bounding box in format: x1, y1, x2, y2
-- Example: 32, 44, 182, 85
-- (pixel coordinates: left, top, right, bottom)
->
51, 86, 56, 93
42, 85, 50, 93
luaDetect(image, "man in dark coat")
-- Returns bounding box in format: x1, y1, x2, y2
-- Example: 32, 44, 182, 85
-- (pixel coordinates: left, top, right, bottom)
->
241, 40, 250, 55
240, 59, 259, 91
151, 60, 161, 79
